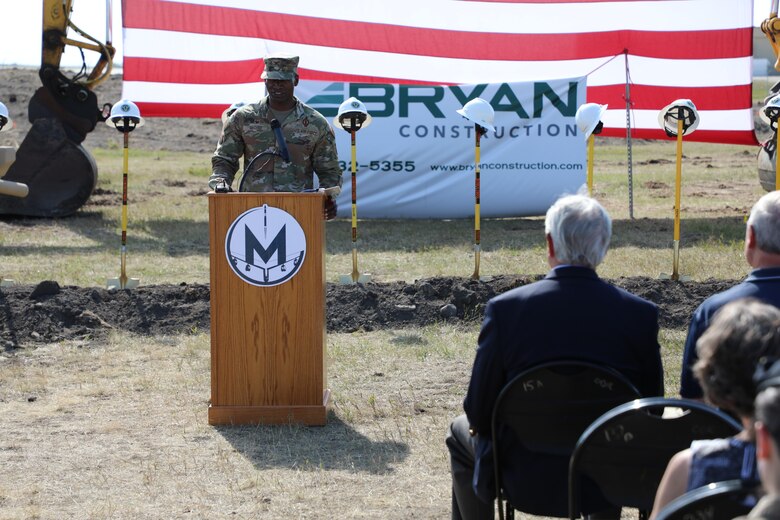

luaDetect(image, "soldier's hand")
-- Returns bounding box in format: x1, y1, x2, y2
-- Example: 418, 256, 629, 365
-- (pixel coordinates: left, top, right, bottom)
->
214, 179, 232, 193
324, 197, 338, 220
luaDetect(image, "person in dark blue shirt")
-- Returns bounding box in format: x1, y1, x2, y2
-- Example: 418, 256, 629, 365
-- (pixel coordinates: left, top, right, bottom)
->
680, 191, 780, 399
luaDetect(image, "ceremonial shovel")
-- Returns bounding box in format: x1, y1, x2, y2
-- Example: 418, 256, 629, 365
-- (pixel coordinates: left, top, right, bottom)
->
105, 102, 144, 290
334, 98, 372, 284
471, 125, 486, 280
658, 101, 698, 282
456, 98, 495, 281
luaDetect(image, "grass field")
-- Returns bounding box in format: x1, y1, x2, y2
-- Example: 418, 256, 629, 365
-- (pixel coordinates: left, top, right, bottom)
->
0, 139, 766, 286
0, 136, 770, 518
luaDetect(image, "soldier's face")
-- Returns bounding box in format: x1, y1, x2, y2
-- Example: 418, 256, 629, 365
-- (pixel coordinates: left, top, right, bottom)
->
266, 79, 296, 107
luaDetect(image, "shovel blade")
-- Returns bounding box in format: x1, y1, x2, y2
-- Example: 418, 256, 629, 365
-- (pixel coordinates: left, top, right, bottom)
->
339, 273, 372, 284
106, 277, 140, 290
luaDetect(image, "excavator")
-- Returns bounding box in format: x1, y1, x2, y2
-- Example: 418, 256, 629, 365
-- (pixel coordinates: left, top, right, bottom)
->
0, 0, 114, 217
759, 0, 780, 192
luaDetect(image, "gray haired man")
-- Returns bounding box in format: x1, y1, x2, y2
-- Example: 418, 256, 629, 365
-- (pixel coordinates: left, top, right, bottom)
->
446, 194, 663, 519
680, 191, 780, 399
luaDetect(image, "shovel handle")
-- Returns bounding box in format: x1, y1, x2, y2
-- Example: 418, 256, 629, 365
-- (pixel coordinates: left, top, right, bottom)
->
351, 247, 360, 282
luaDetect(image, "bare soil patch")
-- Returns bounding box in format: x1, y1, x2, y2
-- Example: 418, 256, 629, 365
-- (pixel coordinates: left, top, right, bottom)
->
0, 276, 736, 349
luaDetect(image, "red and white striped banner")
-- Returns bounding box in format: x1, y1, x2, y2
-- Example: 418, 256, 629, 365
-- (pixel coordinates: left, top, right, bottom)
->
122, 0, 756, 145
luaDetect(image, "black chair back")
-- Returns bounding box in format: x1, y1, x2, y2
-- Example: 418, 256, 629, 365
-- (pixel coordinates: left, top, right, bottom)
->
568, 397, 742, 520
491, 360, 641, 520
654, 479, 759, 520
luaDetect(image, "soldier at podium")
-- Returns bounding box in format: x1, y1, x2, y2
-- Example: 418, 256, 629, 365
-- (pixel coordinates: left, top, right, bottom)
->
209, 53, 342, 220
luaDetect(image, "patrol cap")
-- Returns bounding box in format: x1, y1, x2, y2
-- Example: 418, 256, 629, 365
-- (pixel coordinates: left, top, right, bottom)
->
261, 53, 299, 80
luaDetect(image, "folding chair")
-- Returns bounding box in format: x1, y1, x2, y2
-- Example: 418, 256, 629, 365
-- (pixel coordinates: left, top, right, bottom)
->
568, 397, 742, 520
653, 479, 760, 520
491, 360, 642, 520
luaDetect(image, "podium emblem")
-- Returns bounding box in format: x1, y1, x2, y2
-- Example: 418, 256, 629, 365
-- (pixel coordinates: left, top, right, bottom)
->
225, 204, 307, 286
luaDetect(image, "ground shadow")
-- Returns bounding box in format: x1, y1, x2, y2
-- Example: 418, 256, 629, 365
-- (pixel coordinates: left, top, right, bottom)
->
325, 217, 542, 255
0, 213, 746, 258
215, 412, 409, 474
610, 216, 746, 248
390, 332, 429, 346
0, 212, 210, 258
325, 215, 747, 254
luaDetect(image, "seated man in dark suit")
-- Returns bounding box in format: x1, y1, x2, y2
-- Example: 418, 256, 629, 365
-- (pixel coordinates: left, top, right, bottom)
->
446, 194, 664, 520
680, 191, 780, 399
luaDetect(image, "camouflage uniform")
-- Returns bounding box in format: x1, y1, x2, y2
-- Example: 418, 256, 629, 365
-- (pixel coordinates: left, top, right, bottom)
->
210, 55, 342, 193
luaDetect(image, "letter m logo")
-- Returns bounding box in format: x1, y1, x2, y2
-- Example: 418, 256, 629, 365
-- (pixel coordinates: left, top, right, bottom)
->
245, 224, 286, 266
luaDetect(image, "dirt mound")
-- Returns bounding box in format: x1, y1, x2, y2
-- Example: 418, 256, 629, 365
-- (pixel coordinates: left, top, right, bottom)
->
0, 276, 737, 349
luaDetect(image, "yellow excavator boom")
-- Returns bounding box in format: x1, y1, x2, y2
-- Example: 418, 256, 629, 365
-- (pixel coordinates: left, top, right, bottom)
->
761, 0, 780, 71
42, 0, 114, 88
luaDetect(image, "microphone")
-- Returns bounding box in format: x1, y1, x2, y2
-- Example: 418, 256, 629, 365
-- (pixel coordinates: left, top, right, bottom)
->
270, 119, 290, 162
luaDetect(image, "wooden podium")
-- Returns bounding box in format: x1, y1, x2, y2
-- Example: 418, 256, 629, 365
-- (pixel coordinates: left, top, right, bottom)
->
207, 192, 328, 425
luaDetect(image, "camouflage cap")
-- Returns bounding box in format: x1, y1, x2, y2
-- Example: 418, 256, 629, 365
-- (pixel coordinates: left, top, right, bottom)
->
261, 53, 300, 80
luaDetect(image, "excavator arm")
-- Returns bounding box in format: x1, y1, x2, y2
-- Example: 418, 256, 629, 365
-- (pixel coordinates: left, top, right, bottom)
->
43, 0, 114, 88
758, 0, 780, 192
0, 0, 115, 217
762, 1, 780, 73
37, 0, 114, 143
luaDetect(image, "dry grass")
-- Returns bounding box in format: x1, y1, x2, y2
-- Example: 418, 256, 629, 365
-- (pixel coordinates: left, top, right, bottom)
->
0, 327, 475, 519
0, 140, 766, 286
0, 118, 769, 518
0, 324, 686, 519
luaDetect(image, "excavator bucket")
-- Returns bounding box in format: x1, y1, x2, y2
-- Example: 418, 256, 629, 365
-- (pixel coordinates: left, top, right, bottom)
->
758, 81, 780, 194
0, 67, 102, 218
0, 117, 97, 217
758, 133, 777, 193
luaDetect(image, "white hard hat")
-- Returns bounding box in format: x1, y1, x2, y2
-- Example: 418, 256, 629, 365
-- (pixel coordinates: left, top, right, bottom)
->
658, 99, 699, 137
761, 94, 780, 127
0, 101, 12, 133
334, 97, 372, 131
575, 103, 608, 141
221, 101, 247, 124
457, 98, 495, 133
106, 99, 145, 130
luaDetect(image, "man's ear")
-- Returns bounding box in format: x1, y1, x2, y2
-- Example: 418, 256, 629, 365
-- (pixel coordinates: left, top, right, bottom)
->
747, 225, 757, 250
546, 233, 555, 259
293, 76, 299, 87
757, 422, 773, 461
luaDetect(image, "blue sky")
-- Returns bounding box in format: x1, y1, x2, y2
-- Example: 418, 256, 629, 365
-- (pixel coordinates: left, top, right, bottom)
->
0, 0, 774, 68
1, 0, 124, 68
